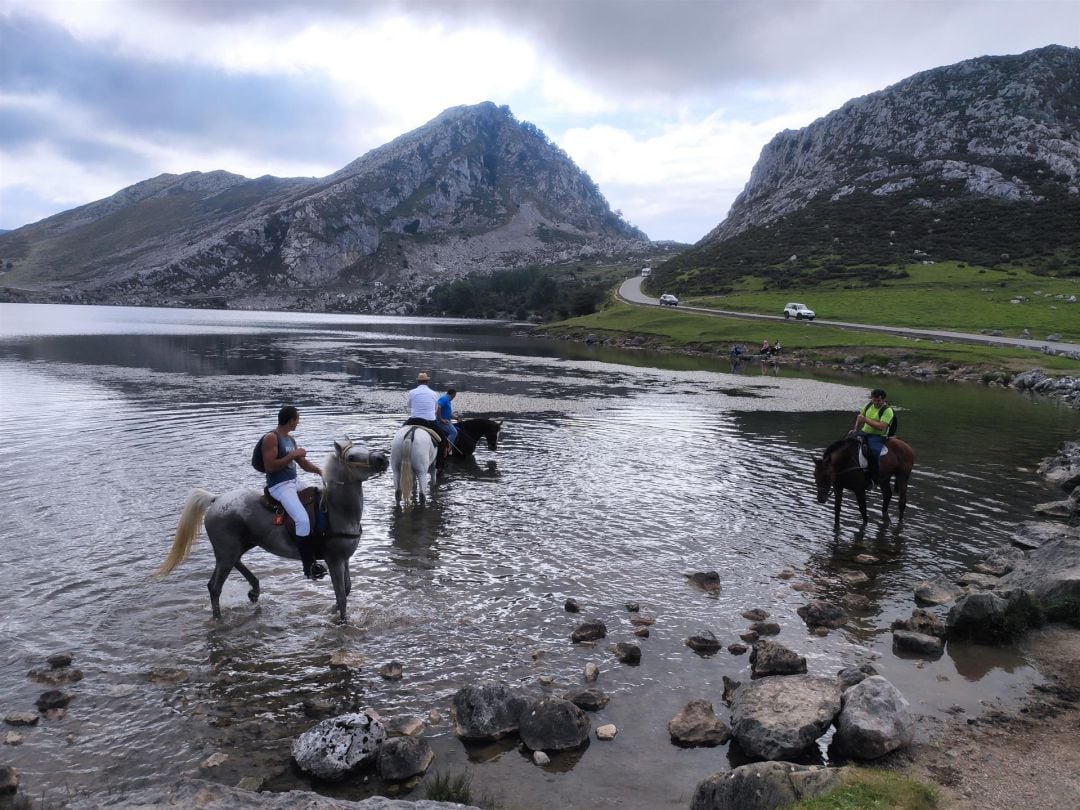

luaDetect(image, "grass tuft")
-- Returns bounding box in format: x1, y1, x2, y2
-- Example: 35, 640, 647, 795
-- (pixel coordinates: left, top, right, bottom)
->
786, 768, 938, 809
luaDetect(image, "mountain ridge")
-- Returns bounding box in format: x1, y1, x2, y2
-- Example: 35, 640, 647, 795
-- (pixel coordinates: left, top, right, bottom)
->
0, 102, 649, 313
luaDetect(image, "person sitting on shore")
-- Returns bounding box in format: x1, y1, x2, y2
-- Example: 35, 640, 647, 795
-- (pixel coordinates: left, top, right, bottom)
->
759, 339, 771, 355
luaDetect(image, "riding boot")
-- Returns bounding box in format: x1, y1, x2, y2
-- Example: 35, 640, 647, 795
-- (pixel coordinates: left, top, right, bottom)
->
297, 537, 326, 580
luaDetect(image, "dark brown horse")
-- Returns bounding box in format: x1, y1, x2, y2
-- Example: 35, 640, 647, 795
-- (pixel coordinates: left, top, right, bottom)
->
813, 436, 915, 528
450, 418, 501, 458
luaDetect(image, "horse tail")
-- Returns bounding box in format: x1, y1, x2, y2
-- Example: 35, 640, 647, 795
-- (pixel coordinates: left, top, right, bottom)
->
156, 488, 216, 576
399, 431, 415, 504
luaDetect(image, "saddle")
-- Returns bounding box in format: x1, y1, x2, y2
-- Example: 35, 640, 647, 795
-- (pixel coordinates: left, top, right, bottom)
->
260, 486, 329, 539
403, 418, 448, 463
853, 435, 889, 470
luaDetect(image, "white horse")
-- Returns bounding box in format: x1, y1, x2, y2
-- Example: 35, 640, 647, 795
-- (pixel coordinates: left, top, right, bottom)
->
390, 424, 441, 505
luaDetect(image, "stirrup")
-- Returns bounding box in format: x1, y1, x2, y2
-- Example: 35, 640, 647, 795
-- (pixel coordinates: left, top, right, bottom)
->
305, 562, 327, 580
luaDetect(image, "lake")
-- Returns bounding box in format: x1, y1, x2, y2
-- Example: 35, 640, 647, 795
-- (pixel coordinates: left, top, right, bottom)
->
1, 302, 1077, 808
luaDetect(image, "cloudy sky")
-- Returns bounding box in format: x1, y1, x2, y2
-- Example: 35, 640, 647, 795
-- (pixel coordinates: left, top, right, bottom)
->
1, 0, 1077, 242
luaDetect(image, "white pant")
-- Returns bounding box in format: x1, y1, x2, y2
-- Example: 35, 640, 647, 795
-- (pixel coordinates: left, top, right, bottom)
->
268, 479, 310, 537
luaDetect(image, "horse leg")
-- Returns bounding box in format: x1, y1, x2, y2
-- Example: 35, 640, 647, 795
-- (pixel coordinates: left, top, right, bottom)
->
326, 556, 349, 624
896, 473, 909, 522
344, 563, 352, 597
881, 477, 893, 523
234, 560, 260, 604
207, 560, 232, 620
832, 489, 843, 529
854, 486, 868, 523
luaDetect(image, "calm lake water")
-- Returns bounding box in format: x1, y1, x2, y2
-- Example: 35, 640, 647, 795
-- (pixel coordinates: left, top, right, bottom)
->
1, 302, 1078, 808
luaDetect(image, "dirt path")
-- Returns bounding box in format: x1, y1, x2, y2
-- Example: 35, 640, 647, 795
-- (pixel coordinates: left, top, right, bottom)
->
883, 624, 1080, 809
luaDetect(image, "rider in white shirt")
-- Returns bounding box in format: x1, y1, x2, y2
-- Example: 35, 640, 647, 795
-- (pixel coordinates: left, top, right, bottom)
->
407, 372, 439, 425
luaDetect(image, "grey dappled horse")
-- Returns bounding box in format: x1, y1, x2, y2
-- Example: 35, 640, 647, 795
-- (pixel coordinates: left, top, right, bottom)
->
157, 438, 388, 623
390, 424, 440, 506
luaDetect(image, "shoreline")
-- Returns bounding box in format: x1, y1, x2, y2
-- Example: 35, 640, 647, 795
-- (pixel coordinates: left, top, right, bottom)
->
540, 326, 1080, 408
883, 623, 1080, 808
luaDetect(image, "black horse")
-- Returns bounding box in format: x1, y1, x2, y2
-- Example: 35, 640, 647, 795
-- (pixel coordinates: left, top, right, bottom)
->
450, 418, 502, 458
813, 435, 915, 528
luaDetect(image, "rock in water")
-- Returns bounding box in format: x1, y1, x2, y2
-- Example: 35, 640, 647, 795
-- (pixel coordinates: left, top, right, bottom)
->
377, 736, 435, 781
451, 681, 529, 741
668, 699, 731, 747
291, 712, 385, 780
518, 698, 590, 752
730, 676, 842, 760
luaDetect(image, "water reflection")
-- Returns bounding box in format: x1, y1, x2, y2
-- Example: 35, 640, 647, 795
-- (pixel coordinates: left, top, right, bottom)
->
947, 640, 1030, 681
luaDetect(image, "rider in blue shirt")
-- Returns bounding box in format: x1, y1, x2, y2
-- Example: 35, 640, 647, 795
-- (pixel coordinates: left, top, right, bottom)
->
436, 388, 458, 451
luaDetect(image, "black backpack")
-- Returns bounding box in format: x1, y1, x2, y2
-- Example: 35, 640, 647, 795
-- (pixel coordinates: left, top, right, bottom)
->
863, 403, 898, 437
251, 435, 267, 472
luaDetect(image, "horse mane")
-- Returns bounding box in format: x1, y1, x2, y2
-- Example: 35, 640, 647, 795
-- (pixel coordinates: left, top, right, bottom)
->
822, 436, 856, 461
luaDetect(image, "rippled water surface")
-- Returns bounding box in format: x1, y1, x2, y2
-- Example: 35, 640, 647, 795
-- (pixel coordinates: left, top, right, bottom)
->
2, 303, 1078, 808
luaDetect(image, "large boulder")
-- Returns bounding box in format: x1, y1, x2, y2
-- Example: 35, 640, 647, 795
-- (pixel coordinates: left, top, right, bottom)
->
690, 762, 849, 810
451, 681, 530, 741
946, 589, 1042, 643
376, 736, 435, 781
291, 712, 385, 780
518, 697, 590, 752
668, 699, 731, 747
730, 676, 842, 760
832, 676, 915, 759
750, 640, 807, 677
999, 528, 1080, 612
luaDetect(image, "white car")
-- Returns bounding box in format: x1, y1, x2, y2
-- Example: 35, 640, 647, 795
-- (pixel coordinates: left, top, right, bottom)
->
783, 302, 815, 320
659, 294, 679, 306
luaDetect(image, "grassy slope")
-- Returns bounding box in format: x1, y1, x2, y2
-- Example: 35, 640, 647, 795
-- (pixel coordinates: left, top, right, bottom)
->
555, 300, 1080, 373
677, 262, 1079, 343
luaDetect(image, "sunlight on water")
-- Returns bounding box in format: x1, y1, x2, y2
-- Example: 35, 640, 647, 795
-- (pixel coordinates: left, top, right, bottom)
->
1, 303, 1078, 807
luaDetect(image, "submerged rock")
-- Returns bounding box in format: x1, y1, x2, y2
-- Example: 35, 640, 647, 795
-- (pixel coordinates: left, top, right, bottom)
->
797, 601, 849, 629
571, 620, 607, 643
563, 688, 609, 711
914, 576, 964, 606
687, 631, 723, 654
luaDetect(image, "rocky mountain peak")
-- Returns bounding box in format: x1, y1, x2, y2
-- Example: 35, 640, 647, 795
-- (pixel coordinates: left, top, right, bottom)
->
704, 44, 1080, 244
0, 102, 649, 312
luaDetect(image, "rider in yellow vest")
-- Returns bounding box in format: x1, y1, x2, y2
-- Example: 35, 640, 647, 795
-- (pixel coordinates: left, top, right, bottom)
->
853, 388, 895, 487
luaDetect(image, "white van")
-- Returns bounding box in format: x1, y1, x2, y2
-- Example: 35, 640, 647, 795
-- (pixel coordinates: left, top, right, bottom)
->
640, 267, 651, 278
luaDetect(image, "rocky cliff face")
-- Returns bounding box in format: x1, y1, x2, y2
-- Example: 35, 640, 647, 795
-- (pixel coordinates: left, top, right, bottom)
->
0, 103, 648, 313
703, 45, 1080, 244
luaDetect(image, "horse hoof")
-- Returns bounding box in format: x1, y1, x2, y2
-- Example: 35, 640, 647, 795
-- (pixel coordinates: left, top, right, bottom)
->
248, 589, 260, 603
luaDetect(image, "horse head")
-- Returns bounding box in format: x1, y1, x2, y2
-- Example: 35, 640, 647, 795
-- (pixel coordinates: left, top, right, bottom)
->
332, 437, 389, 481
812, 453, 833, 503
484, 419, 502, 451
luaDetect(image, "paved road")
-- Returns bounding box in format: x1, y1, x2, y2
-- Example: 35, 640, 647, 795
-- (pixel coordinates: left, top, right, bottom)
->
618, 277, 1080, 357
